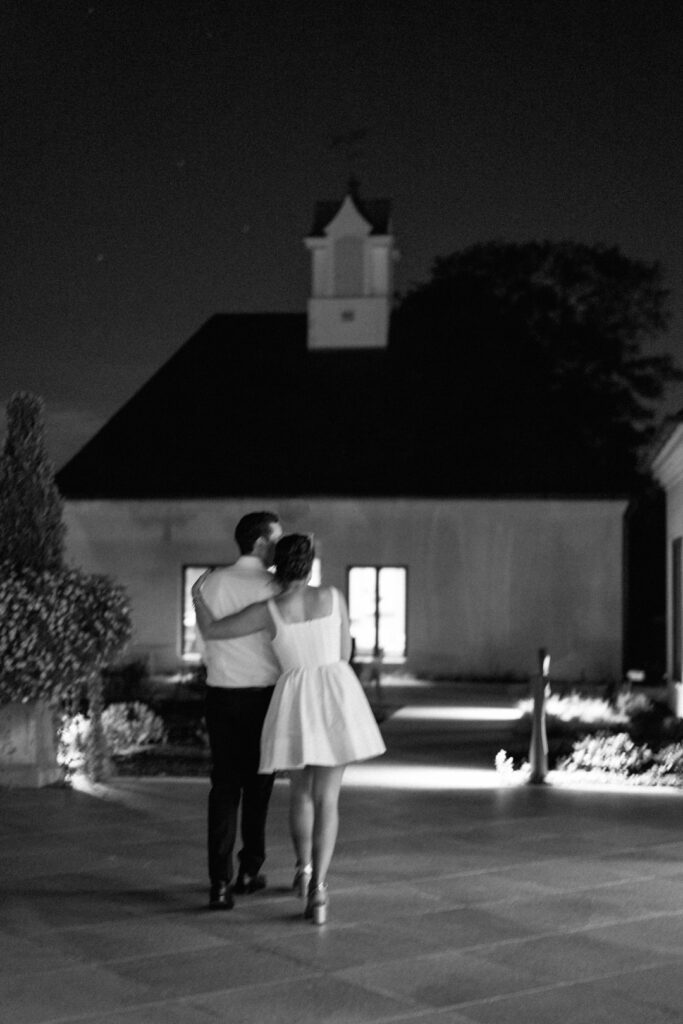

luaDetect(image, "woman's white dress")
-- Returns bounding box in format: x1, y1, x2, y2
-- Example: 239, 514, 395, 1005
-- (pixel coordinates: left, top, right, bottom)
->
259, 588, 386, 771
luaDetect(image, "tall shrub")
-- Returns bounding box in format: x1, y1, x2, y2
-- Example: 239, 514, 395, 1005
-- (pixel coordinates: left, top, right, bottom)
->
0, 392, 65, 572
0, 393, 132, 779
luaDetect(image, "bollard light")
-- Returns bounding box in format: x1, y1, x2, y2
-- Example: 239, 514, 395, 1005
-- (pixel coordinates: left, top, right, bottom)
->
529, 647, 550, 784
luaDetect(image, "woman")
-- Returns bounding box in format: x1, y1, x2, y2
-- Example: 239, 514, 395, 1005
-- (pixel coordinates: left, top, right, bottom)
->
193, 533, 386, 924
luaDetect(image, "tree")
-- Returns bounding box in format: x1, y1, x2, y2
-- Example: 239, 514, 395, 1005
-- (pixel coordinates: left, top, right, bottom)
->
0, 392, 65, 571
394, 241, 681, 490
0, 392, 132, 780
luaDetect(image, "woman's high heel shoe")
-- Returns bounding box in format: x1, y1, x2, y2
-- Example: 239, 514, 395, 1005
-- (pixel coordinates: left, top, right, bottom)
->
304, 881, 329, 925
292, 863, 312, 901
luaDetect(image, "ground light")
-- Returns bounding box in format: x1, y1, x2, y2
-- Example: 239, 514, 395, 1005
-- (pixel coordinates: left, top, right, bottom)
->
391, 706, 524, 722
342, 762, 681, 795
343, 763, 518, 790
70, 763, 680, 801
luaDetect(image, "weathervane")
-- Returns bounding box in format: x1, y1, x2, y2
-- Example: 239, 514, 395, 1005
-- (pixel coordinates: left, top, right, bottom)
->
330, 128, 369, 185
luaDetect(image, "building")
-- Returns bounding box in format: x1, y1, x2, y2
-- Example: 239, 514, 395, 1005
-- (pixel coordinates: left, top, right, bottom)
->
651, 419, 683, 712
57, 185, 628, 682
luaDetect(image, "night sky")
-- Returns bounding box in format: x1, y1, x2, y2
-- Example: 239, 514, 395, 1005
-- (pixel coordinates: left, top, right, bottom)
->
3, 0, 682, 469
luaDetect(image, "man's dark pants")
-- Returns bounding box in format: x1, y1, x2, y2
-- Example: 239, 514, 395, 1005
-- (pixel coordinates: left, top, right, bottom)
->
205, 685, 275, 885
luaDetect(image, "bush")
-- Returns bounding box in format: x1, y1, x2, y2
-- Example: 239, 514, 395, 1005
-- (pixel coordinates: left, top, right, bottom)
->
0, 393, 132, 712
58, 712, 91, 774
0, 565, 132, 708
559, 731, 654, 774
653, 743, 683, 776
58, 703, 167, 776
516, 689, 631, 728
101, 702, 166, 754
558, 731, 683, 787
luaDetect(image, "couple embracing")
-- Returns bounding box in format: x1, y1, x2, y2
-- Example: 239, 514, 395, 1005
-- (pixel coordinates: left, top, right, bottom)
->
194, 511, 385, 925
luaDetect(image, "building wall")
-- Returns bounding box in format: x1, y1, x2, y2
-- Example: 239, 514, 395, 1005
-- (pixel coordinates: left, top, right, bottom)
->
651, 425, 683, 691
662, 476, 683, 683
63, 496, 626, 681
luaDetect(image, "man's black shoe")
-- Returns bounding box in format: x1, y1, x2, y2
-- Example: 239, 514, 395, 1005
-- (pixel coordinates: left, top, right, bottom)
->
208, 881, 234, 910
233, 871, 267, 894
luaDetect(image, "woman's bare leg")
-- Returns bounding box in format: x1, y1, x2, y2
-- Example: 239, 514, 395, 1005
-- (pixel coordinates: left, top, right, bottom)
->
288, 767, 314, 869
310, 765, 345, 886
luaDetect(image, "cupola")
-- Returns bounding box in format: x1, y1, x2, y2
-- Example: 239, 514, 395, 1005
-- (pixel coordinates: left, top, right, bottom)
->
304, 180, 397, 349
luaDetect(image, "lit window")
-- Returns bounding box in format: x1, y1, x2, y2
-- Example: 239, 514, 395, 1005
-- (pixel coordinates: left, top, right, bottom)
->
348, 566, 407, 659
181, 565, 225, 660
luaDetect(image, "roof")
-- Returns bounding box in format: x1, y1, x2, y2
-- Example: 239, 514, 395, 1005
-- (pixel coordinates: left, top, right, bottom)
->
648, 410, 683, 465
56, 312, 633, 501
649, 410, 683, 488
308, 189, 392, 237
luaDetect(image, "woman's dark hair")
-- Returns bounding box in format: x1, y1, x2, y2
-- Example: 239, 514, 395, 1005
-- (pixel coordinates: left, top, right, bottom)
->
273, 533, 315, 586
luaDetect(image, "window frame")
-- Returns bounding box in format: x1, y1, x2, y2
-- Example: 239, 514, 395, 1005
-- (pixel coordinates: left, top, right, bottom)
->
346, 564, 408, 662
180, 564, 227, 662
673, 538, 682, 681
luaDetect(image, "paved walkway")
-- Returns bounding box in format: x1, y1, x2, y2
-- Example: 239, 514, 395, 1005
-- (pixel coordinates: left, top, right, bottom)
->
2, 681, 683, 1023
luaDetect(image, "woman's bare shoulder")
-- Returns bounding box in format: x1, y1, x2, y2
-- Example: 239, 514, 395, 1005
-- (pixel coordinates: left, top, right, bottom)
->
315, 586, 336, 614
299, 585, 334, 618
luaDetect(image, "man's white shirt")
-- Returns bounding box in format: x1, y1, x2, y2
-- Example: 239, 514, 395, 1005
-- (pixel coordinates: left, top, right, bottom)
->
200, 556, 280, 689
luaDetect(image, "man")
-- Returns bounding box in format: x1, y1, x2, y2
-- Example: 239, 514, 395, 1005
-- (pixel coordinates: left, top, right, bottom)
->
200, 510, 282, 909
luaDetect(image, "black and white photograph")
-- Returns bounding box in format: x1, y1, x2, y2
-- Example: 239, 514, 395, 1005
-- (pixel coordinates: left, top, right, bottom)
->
2, 2, 683, 1021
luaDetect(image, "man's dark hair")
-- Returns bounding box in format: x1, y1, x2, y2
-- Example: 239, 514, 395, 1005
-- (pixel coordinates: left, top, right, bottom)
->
234, 511, 279, 555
